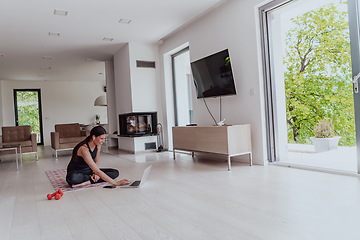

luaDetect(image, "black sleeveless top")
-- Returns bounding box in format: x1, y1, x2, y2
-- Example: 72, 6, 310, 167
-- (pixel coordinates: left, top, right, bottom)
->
67, 143, 98, 173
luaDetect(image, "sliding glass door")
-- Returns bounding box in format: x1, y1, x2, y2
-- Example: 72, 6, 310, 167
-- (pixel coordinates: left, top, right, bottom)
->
348, 0, 360, 173
14, 89, 44, 145
260, 0, 360, 173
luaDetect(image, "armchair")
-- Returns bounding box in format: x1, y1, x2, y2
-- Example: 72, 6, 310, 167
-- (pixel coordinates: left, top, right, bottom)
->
51, 123, 90, 158
0, 125, 38, 160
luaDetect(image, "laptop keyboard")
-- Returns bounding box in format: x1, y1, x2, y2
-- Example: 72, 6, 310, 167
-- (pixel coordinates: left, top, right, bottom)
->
130, 181, 141, 186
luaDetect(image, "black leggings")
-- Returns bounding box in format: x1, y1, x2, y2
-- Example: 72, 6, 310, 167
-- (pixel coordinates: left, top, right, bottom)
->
66, 168, 119, 187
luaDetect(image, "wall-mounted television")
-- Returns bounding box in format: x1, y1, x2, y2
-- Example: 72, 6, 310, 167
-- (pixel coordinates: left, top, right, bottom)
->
191, 49, 237, 98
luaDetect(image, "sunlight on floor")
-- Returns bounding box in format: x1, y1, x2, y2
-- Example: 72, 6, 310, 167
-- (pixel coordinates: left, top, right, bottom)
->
281, 144, 357, 173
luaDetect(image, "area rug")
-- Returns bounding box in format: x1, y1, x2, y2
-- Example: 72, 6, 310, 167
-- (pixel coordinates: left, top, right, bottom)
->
45, 169, 107, 192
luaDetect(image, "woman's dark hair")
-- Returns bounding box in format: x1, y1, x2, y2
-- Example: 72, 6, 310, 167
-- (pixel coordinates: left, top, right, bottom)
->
90, 126, 107, 137
71, 126, 107, 161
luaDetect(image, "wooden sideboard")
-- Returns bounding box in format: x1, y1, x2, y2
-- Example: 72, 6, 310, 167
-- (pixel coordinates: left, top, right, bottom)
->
172, 124, 252, 171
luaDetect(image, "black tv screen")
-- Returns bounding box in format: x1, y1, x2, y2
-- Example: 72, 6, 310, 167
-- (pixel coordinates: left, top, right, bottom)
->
191, 49, 237, 98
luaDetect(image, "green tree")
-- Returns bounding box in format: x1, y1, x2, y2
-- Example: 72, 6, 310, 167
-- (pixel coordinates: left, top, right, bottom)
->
284, 2, 355, 146
17, 91, 40, 142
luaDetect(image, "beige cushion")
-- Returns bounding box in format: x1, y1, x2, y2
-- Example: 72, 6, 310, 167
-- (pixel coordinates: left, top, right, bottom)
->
2, 126, 31, 142
55, 123, 81, 138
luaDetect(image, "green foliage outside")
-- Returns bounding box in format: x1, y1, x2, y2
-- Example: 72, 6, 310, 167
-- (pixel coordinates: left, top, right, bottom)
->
284, 2, 355, 146
16, 91, 41, 142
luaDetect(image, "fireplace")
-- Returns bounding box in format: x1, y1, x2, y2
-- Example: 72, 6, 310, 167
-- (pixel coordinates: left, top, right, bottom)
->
118, 112, 157, 137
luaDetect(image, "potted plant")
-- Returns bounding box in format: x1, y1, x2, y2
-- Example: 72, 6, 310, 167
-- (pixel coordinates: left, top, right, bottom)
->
95, 114, 100, 124
310, 119, 341, 152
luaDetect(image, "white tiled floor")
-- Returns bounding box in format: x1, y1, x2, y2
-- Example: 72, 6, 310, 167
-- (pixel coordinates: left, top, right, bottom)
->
1, 146, 360, 239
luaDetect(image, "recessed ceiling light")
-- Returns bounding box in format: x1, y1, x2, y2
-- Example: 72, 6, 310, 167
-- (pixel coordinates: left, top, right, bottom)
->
48, 32, 60, 37
43, 56, 53, 60
119, 18, 131, 24
54, 9, 68, 16
103, 37, 114, 41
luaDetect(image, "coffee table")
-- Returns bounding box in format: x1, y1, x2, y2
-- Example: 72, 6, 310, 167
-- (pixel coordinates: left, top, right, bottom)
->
0, 143, 21, 170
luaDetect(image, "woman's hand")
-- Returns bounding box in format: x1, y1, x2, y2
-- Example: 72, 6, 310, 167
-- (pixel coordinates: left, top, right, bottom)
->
91, 174, 100, 183
115, 179, 130, 186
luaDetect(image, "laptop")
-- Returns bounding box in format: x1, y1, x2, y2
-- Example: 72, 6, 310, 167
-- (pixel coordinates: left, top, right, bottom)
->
120, 165, 152, 188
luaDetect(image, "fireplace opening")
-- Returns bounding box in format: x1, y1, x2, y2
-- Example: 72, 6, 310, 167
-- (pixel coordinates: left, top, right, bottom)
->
118, 112, 157, 137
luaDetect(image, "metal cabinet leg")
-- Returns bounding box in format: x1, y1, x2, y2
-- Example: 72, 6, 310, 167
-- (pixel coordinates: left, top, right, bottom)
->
15, 148, 18, 171
227, 156, 231, 171
19, 146, 22, 165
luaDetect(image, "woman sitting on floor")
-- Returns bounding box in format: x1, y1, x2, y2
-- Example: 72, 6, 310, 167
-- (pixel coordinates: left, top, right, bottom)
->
66, 126, 129, 188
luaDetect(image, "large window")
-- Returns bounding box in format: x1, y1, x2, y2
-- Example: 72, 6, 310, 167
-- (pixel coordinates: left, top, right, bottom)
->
14, 89, 44, 145
172, 47, 194, 126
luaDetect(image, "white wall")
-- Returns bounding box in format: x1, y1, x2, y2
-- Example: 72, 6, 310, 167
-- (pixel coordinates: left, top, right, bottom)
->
0, 81, 3, 129
0, 80, 107, 146
114, 42, 162, 118
128, 42, 160, 113
105, 60, 117, 136
159, 0, 267, 164
114, 44, 133, 115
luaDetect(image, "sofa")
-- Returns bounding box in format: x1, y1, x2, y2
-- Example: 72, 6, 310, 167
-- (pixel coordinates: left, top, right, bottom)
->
0, 125, 38, 160
51, 123, 90, 158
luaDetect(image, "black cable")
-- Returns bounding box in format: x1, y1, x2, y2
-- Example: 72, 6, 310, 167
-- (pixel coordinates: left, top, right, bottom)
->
220, 96, 222, 122
203, 97, 218, 125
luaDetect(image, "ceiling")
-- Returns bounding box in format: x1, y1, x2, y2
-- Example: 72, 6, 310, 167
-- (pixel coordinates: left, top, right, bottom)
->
0, 0, 225, 82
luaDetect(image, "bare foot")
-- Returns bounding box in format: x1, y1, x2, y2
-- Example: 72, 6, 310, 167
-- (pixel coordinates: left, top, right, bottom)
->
72, 180, 91, 188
